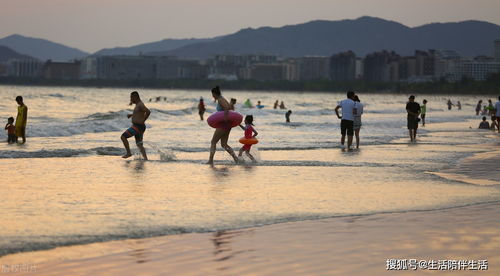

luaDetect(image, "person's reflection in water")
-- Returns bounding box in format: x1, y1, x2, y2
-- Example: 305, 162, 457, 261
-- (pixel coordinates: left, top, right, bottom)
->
123, 159, 146, 174
127, 240, 149, 264
211, 230, 254, 271
209, 166, 231, 177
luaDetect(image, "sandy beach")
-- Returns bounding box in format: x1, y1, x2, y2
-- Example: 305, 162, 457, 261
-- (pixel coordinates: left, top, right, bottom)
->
0, 202, 498, 275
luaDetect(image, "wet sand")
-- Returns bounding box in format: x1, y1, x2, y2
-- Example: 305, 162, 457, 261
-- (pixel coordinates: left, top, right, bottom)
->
1, 202, 499, 275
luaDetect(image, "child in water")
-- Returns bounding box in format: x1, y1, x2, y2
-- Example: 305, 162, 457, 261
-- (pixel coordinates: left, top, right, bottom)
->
238, 115, 258, 162
478, 116, 490, 129
5, 117, 16, 143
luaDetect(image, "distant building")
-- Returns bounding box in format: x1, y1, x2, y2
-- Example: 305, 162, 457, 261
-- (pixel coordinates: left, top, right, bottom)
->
97, 56, 158, 80
446, 58, 500, 82
42, 60, 81, 80
296, 56, 330, 80
80, 57, 97, 79
330, 51, 356, 81
7, 58, 43, 78
398, 56, 417, 81
207, 54, 278, 80
415, 50, 435, 77
156, 58, 207, 79
94, 55, 206, 80
495, 39, 500, 61
363, 51, 400, 82
283, 59, 300, 81
355, 58, 364, 79
0, 63, 7, 76
241, 63, 287, 81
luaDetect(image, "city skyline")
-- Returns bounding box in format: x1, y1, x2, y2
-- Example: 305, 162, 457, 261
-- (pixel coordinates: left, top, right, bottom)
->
2, 0, 500, 53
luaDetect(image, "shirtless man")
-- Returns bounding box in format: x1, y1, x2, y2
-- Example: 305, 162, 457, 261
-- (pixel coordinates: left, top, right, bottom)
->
121, 91, 151, 160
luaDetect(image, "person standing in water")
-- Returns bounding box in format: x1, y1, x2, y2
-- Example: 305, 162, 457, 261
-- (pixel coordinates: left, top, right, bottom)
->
274, 100, 279, 109
447, 99, 454, 110
121, 91, 150, 160
229, 98, 237, 110
406, 95, 421, 142
198, 97, 206, 121
285, 110, 292, 123
238, 115, 258, 163
420, 99, 427, 126
353, 95, 364, 149
207, 86, 239, 165
335, 91, 357, 150
15, 96, 28, 144
475, 100, 483, 115
457, 101, 461, 110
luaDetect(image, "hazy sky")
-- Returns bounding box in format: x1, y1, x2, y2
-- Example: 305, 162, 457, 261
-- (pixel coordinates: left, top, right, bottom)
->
1, 0, 499, 53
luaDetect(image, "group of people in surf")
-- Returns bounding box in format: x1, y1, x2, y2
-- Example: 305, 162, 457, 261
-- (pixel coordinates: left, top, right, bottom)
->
477, 96, 500, 131
7, 89, 499, 164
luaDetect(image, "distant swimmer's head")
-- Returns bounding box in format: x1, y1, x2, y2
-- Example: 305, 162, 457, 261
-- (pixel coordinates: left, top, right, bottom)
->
347, 91, 355, 99
353, 95, 360, 102
482, 116, 487, 121
423, 99, 427, 104
408, 95, 415, 102
230, 98, 237, 104
199, 97, 204, 102
245, 115, 254, 126
211, 86, 221, 99
7, 117, 14, 124
130, 91, 140, 105
15, 96, 23, 105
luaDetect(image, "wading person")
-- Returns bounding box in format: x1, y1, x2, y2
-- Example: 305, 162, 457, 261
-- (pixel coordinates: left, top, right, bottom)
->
207, 86, 239, 165
121, 91, 150, 160
406, 95, 421, 142
15, 96, 28, 144
335, 91, 357, 150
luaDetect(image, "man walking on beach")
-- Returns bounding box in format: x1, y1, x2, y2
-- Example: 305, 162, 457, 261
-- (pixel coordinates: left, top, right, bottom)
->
121, 91, 150, 160
335, 91, 357, 149
15, 96, 28, 144
406, 95, 421, 142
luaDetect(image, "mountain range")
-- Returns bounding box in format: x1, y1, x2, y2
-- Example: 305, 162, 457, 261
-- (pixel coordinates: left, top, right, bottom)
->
0, 34, 88, 61
0, 45, 35, 62
157, 16, 500, 58
93, 37, 219, 56
1, 16, 500, 61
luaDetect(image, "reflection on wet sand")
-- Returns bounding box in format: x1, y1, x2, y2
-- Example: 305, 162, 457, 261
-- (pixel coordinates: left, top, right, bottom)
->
126, 240, 149, 264
212, 230, 255, 272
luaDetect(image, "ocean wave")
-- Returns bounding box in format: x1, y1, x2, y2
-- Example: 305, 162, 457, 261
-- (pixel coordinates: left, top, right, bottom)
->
150, 107, 196, 116
84, 110, 129, 120
0, 147, 124, 159
27, 120, 128, 137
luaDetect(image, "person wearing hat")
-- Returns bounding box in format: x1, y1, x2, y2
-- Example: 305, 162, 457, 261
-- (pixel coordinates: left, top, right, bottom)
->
406, 95, 421, 142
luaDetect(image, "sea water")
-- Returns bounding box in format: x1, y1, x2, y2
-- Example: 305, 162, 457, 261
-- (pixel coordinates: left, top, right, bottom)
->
0, 85, 499, 256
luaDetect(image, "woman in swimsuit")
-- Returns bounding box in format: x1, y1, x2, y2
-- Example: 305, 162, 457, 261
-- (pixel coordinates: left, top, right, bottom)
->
207, 86, 239, 165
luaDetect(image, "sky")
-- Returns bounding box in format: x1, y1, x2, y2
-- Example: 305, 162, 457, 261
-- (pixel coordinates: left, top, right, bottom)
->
1, 0, 500, 53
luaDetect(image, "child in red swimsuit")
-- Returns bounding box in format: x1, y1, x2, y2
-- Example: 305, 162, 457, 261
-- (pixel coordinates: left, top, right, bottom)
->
238, 115, 258, 162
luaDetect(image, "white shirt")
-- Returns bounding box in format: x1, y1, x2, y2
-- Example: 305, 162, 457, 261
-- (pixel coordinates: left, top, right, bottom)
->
338, 99, 356, 121
496, 101, 500, 117
354, 102, 364, 118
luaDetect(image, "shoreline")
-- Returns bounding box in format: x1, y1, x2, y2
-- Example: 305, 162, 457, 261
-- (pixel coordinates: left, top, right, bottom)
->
1, 201, 499, 275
